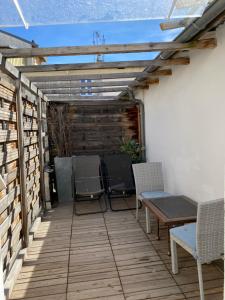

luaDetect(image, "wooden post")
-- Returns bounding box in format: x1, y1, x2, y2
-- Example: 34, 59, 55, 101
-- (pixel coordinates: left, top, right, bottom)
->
37, 96, 46, 212
0, 245, 5, 300
15, 80, 29, 247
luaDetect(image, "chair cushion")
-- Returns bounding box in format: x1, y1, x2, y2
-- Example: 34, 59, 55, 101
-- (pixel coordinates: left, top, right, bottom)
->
170, 223, 196, 255
139, 191, 171, 201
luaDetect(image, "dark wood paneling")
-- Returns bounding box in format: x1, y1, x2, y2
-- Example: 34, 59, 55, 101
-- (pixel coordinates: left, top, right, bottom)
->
47, 102, 139, 159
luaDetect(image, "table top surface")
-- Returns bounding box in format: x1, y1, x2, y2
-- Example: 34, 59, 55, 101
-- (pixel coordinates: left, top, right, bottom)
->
143, 195, 197, 224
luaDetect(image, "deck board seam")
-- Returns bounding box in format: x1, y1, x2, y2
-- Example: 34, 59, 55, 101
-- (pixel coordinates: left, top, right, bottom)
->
132, 210, 188, 300
65, 204, 75, 300
102, 212, 126, 300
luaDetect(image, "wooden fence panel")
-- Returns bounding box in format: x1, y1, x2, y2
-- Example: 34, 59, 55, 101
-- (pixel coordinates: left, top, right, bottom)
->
21, 94, 41, 232
41, 101, 50, 208
0, 62, 50, 298
0, 80, 22, 281
47, 102, 139, 159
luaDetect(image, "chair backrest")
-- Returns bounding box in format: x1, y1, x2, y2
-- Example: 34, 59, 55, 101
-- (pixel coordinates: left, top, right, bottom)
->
132, 162, 164, 197
72, 155, 102, 195
196, 198, 224, 263
103, 154, 135, 191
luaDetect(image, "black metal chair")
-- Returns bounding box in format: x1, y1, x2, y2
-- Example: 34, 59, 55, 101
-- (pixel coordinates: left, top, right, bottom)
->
72, 155, 107, 215
102, 154, 140, 211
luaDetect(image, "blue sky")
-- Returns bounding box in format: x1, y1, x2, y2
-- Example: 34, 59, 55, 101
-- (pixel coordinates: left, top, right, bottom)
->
3, 20, 183, 64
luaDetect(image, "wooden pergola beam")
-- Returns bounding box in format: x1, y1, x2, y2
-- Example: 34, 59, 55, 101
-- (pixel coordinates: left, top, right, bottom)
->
132, 78, 159, 87
47, 95, 116, 101
30, 72, 142, 82
28, 69, 172, 82
36, 80, 134, 89
0, 39, 216, 58
47, 100, 134, 106
18, 57, 189, 73
44, 87, 128, 95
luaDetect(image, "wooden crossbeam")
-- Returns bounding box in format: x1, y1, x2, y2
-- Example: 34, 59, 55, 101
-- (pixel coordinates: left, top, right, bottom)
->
29, 69, 172, 82
47, 100, 134, 106
35, 78, 158, 92
18, 57, 189, 73
36, 80, 134, 89
30, 72, 143, 82
160, 19, 194, 31
47, 95, 116, 101
0, 39, 216, 58
44, 87, 128, 95
132, 78, 159, 87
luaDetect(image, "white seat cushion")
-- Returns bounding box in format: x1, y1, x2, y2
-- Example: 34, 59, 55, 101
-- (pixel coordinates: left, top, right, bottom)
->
139, 191, 171, 201
170, 223, 196, 256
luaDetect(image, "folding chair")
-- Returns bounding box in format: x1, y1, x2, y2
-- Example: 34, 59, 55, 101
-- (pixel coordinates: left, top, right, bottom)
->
102, 154, 139, 211
72, 155, 107, 215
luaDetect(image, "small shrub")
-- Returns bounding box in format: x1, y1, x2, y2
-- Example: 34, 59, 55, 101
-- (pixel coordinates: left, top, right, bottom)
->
120, 139, 142, 163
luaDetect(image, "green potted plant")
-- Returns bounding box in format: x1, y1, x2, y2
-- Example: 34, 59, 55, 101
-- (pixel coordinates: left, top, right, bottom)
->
120, 138, 142, 163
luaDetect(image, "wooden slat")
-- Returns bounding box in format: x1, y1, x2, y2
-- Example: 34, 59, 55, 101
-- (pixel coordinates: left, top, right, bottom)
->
0, 186, 20, 215
0, 203, 21, 238
47, 96, 117, 101
0, 149, 18, 165
0, 111, 17, 122
29, 69, 172, 82
1, 39, 216, 58
36, 80, 134, 89
44, 87, 128, 95
38, 80, 156, 94
0, 130, 17, 143
19, 57, 189, 73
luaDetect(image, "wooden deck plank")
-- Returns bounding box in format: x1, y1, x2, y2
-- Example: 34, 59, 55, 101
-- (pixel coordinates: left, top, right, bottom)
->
67, 286, 123, 300
9, 201, 223, 300
10, 294, 67, 300
10, 284, 67, 299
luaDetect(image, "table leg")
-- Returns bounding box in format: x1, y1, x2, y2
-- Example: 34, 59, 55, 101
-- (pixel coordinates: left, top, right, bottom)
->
157, 219, 160, 240
145, 207, 151, 233
167, 225, 171, 256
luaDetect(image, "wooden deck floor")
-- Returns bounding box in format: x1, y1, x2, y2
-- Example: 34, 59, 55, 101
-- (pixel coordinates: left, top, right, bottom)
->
9, 198, 223, 300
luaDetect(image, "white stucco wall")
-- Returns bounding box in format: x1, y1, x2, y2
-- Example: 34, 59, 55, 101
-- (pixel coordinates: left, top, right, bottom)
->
136, 24, 225, 202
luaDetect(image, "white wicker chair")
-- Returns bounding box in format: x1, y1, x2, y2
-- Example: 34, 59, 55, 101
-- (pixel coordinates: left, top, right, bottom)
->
132, 162, 170, 231
170, 198, 224, 300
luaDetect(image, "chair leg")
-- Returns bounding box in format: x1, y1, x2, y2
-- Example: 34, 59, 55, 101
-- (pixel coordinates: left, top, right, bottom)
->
145, 207, 151, 233
197, 260, 205, 300
170, 237, 178, 274
136, 198, 139, 220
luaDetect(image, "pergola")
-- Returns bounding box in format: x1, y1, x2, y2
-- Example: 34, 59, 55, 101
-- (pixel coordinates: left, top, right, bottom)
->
0, 2, 225, 300
0, 13, 222, 104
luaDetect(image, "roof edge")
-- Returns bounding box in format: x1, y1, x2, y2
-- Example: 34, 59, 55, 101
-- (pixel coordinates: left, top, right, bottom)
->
0, 29, 38, 48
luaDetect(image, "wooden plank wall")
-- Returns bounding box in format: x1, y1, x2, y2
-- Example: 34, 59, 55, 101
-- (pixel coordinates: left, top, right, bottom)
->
47, 102, 139, 160
0, 76, 49, 285
0, 80, 22, 281
41, 101, 50, 167
41, 101, 51, 207
22, 88, 41, 232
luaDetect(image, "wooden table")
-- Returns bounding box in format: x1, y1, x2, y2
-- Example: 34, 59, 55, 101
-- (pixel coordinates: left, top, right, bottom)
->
143, 195, 197, 254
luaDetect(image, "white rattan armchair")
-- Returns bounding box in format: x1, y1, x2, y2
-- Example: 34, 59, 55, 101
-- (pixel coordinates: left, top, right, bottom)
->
132, 162, 170, 231
170, 198, 224, 300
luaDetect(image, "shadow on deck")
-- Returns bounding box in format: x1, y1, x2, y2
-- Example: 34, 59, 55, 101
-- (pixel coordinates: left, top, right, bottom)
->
9, 197, 223, 300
